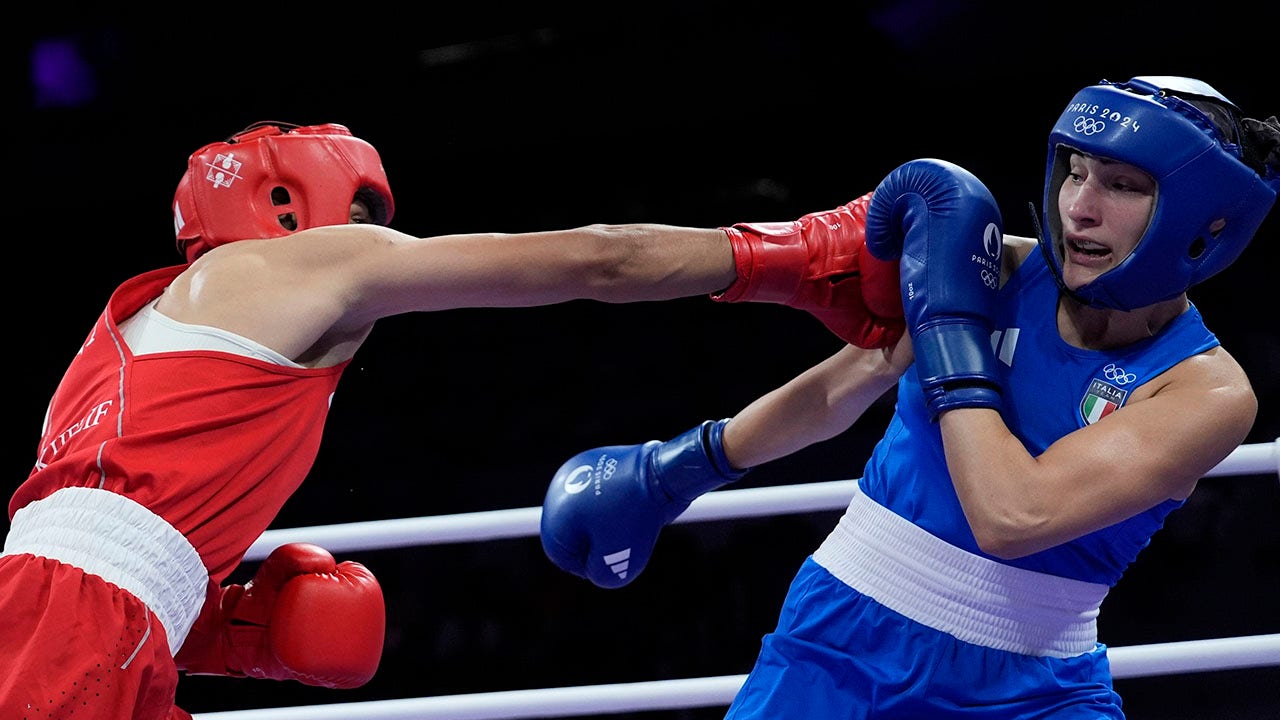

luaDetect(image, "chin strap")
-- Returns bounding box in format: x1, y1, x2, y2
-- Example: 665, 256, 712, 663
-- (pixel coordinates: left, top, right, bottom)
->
1028, 201, 1083, 304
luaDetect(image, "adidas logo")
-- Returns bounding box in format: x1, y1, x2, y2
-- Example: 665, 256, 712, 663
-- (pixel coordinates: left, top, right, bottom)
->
602, 548, 631, 580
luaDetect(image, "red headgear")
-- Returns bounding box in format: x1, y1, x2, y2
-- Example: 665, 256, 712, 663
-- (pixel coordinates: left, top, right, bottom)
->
173, 122, 395, 263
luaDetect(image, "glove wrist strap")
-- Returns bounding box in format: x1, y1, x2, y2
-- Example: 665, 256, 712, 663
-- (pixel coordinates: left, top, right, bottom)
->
652, 419, 748, 504
711, 225, 807, 303
913, 321, 1003, 420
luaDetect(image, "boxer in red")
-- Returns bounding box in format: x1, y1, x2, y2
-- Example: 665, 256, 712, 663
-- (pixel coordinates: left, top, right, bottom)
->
2, 120, 902, 719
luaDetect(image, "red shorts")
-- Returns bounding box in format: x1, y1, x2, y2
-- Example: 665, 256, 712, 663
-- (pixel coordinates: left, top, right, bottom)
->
0, 554, 182, 720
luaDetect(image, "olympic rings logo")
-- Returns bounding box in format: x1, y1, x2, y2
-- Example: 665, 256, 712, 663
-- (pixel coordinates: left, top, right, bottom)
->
1073, 117, 1106, 135
981, 269, 998, 289
1102, 363, 1137, 385
562, 455, 618, 495
601, 457, 618, 477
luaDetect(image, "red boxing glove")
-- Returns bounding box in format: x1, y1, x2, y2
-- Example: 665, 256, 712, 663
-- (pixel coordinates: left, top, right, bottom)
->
712, 192, 904, 349
174, 543, 385, 689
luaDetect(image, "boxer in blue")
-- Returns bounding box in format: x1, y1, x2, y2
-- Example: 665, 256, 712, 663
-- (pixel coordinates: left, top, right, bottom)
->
540, 77, 1279, 717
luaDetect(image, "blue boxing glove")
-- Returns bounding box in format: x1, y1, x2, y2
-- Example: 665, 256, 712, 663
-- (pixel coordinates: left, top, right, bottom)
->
864, 158, 1004, 420
540, 419, 748, 589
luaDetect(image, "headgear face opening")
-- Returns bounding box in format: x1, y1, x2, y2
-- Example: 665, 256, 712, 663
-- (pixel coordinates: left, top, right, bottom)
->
1039, 76, 1279, 310
173, 122, 395, 263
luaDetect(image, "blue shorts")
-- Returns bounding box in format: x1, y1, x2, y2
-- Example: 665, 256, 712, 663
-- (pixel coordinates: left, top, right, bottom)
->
726, 557, 1125, 719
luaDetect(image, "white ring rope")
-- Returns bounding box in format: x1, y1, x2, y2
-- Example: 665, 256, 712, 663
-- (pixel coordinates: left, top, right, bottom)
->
191, 635, 1280, 720
204, 439, 1278, 720
245, 439, 1279, 560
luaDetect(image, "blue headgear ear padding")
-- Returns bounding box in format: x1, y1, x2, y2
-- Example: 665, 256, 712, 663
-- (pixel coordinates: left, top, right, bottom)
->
1039, 77, 1279, 310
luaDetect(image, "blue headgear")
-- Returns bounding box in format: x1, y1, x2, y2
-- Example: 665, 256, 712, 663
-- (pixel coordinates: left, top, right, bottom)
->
1039, 76, 1279, 310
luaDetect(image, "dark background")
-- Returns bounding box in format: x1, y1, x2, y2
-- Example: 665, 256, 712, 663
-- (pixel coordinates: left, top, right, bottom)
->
12, 3, 1279, 718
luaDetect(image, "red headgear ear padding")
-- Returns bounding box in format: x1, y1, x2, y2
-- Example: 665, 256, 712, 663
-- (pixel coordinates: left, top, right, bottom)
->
173, 122, 395, 263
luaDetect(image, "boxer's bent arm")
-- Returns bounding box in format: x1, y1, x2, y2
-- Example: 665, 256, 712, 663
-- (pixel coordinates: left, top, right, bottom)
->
940, 346, 1256, 560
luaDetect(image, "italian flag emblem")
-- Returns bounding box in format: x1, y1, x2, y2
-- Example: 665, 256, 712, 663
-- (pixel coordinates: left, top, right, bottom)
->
1080, 378, 1128, 425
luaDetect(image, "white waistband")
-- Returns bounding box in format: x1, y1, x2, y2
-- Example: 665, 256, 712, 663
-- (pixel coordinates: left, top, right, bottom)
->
812, 483, 1108, 658
3, 487, 208, 654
